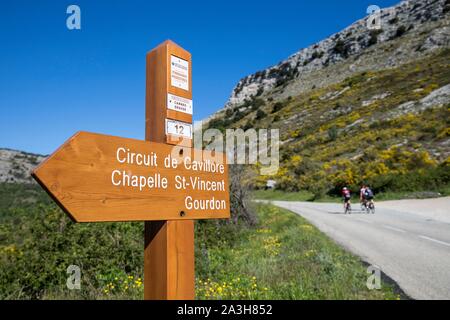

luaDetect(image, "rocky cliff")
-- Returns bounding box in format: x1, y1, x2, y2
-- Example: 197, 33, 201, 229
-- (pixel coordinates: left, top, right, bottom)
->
0, 149, 46, 184
219, 0, 449, 111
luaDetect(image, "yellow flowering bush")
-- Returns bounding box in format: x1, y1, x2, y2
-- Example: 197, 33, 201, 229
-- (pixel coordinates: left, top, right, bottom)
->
436, 127, 450, 139
300, 224, 314, 232
1, 245, 22, 256
99, 273, 143, 297
290, 155, 303, 167
196, 276, 269, 300
304, 249, 317, 258
263, 236, 282, 257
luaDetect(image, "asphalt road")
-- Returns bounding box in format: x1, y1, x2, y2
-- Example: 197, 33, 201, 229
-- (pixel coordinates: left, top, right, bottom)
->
269, 198, 450, 300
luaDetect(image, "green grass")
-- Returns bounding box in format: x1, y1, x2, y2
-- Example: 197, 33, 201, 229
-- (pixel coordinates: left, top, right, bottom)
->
374, 190, 447, 201
252, 189, 315, 201
195, 203, 401, 299
252, 189, 345, 203
439, 185, 450, 197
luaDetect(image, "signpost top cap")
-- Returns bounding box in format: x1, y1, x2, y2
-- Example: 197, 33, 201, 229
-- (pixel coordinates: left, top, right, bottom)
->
149, 39, 191, 57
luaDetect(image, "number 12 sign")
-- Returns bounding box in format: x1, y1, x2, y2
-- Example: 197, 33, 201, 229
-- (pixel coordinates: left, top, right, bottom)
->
166, 119, 192, 139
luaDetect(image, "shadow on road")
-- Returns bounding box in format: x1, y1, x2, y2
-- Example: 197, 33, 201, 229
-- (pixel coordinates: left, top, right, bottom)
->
326, 211, 372, 215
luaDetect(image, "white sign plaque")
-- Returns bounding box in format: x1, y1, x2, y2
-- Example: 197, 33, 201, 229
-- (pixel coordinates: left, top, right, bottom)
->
166, 119, 192, 139
170, 55, 189, 91
167, 93, 193, 115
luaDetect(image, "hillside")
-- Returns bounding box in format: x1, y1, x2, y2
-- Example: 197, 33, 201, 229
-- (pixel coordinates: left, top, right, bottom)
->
0, 149, 46, 184
206, 0, 450, 196
219, 0, 450, 109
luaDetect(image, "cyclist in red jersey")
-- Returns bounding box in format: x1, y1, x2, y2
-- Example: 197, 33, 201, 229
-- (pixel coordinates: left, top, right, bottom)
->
342, 187, 351, 212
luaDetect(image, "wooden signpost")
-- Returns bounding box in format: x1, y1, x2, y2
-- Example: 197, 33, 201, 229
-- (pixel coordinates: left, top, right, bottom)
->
32, 131, 229, 222
32, 40, 230, 299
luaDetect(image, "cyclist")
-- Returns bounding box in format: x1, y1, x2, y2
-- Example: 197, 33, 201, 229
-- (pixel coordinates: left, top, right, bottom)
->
360, 184, 368, 209
364, 186, 375, 212
359, 185, 374, 210
341, 187, 351, 213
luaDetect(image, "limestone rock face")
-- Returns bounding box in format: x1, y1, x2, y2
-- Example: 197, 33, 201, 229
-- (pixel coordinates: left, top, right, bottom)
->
0, 149, 46, 184
219, 0, 450, 112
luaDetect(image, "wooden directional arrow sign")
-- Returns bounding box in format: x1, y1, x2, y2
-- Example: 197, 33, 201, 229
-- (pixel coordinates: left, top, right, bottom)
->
32, 131, 230, 222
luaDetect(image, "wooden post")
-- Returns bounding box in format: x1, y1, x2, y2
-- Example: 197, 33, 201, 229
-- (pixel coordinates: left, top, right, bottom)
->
144, 40, 195, 300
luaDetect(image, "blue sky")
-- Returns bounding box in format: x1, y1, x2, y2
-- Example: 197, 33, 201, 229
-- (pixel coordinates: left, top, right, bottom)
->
0, 0, 399, 155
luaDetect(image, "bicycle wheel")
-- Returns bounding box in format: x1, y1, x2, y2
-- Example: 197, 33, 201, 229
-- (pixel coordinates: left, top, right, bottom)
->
361, 202, 368, 213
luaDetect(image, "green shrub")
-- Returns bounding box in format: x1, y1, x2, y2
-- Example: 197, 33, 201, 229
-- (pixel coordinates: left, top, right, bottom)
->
311, 51, 324, 60
0, 202, 144, 299
368, 29, 383, 46
394, 25, 407, 38
333, 39, 350, 57
251, 98, 265, 111
208, 117, 230, 131
255, 109, 266, 120
388, 17, 399, 24
327, 126, 338, 141
271, 102, 284, 113
444, 5, 450, 14
256, 87, 264, 96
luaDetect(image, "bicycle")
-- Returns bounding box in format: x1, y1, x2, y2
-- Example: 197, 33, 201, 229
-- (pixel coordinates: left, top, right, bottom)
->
360, 199, 375, 214
367, 199, 375, 214
344, 201, 352, 214
360, 200, 367, 213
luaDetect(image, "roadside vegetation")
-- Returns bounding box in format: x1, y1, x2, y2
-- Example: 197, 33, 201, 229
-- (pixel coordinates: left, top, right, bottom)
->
0, 183, 144, 299
0, 182, 401, 299
196, 203, 400, 299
